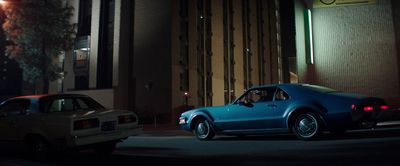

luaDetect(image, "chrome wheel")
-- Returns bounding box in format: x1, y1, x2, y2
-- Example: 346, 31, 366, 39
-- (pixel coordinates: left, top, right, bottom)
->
292, 113, 320, 140
194, 118, 215, 140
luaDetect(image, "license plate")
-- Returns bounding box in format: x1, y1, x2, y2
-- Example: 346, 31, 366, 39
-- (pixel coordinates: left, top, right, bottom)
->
101, 121, 116, 131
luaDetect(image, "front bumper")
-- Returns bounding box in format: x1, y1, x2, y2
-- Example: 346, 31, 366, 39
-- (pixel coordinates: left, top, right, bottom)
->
67, 126, 142, 147
179, 117, 191, 131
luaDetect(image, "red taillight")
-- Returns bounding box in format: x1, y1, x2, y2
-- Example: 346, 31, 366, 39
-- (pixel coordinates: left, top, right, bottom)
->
351, 104, 356, 110
363, 106, 374, 112
118, 114, 137, 124
74, 118, 99, 130
380, 105, 389, 110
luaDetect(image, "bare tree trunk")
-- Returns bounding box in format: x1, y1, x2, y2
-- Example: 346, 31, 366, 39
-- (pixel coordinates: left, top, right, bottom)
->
42, 78, 49, 94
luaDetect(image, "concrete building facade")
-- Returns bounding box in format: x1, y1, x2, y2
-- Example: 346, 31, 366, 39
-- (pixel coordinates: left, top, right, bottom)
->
46, 0, 400, 124
50, 0, 284, 124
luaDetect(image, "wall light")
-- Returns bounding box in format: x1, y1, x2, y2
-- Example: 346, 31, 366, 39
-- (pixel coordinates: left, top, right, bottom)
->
304, 8, 314, 64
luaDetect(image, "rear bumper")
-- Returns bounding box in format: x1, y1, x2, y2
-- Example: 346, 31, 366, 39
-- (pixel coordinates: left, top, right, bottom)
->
376, 109, 400, 121
351, 109, 400, 128
67, 126, 142, 147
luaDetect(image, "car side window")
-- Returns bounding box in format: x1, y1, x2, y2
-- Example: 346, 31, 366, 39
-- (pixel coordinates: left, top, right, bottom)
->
275, 88, 290, 101
48, 98, 75, 112
240, 87, 276, 103
75, 98, 90, 110
0, 99, 31, 117
42, 97, 105, 112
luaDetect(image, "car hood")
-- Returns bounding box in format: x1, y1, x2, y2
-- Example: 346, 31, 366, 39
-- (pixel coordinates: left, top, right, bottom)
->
183, 105, 226, 116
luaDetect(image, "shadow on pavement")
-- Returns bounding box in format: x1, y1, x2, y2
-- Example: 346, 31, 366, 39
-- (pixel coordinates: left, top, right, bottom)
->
1, 127, 400, 166
212, 127, 400, 141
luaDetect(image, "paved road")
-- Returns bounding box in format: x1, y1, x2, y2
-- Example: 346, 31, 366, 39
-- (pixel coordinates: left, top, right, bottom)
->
2, 127, 400, 166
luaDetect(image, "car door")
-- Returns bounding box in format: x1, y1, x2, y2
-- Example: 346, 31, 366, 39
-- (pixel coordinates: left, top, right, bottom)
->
272, 87, 292, 129
219, 87, 277, 131
0, 99, 31, 141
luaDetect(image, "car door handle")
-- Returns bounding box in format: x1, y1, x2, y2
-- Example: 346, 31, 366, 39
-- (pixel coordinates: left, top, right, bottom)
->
267, 104, 277, 107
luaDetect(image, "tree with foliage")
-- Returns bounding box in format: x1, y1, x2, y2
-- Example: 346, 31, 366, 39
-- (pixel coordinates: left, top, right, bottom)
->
1, 0, 75, 93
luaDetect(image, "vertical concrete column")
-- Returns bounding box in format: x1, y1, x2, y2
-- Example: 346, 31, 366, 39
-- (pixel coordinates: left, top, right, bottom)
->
114, 0, 134, 110
233, 0, 244, 97
249, 0, 259, 86
211, 0, 224, 106
268, 0, 279, 84
112, 0, 121, 87
188, 0, 199, 107
89, 0, 101, 88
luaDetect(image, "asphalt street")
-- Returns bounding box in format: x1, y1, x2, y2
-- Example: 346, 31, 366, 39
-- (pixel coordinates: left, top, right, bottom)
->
1, 126, 400, 166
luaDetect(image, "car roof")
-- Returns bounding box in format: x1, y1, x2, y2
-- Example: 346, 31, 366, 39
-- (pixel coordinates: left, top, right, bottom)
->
251, 83, 305, 89
10, 94, 89, 100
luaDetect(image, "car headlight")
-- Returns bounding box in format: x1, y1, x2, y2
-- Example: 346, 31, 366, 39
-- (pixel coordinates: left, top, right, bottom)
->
179, 117, 187, 124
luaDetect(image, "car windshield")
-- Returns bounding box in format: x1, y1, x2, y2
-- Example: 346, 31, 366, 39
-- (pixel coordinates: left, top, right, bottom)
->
301, 84, 337, 93
41, 97, 105, 113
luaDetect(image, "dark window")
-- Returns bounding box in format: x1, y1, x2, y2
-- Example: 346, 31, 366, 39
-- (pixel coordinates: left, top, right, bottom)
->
75, 0, 92, 90
41, 97, 104, 113
242, 0, 252, 89
239, 87, 276, 103
179, 0, 189, 92
197, 0, 212, 106
77, 0, 92, 37
223, 0, 235, 104
0, 99, 31, 116
97, 0, 115, 89
274, 88, 289, 101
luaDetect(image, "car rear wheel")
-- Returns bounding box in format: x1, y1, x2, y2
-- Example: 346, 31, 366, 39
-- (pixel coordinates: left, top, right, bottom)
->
292, 112, 321, 140
194, 118, 215, 140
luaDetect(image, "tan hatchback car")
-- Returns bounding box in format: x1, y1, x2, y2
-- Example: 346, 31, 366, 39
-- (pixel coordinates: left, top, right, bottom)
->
0, 94, 141, 159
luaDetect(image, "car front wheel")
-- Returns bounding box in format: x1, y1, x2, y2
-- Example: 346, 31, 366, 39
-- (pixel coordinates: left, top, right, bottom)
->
194, 118, 215, 140
292, 112, 321, 140
25, 136, 50, 161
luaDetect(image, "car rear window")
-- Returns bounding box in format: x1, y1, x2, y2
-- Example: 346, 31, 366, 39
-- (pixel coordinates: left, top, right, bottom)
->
40, 97, 104, 113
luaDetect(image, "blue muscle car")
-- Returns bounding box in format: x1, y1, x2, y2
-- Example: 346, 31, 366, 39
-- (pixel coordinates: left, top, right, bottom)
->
179, 84, 391, 140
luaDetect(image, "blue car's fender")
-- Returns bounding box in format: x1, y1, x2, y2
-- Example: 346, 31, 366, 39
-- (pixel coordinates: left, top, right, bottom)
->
186, 109, 218, 131
284, 100, 328, 129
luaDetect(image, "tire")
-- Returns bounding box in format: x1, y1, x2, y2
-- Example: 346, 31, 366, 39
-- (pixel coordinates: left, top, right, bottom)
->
25, 136, 50, 161
291, 112, 322, 140
95, 141, 117, 156
193, 118, 215, 140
